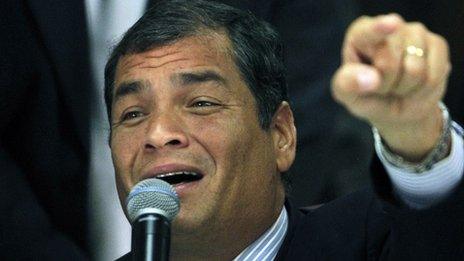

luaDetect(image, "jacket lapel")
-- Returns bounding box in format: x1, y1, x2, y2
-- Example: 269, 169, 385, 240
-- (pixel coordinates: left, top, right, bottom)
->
275, 199, 304, 260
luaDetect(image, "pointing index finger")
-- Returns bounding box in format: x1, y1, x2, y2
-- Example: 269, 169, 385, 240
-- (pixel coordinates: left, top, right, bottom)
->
344, 14, 405, 63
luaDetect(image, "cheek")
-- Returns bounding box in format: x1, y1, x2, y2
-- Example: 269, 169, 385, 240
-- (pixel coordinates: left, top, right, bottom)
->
110, 128, 144, 193
189, 111, 269, 176
188, 113, 242, 155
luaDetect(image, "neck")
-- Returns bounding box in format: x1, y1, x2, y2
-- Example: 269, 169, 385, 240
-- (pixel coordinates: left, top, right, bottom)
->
170, 188, 286, 261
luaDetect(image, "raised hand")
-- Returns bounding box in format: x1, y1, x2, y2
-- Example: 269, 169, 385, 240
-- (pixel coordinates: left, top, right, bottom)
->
332, 14, 451, 161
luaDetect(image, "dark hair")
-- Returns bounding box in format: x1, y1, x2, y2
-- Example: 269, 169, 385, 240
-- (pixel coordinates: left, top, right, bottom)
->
104, 0, 288, 129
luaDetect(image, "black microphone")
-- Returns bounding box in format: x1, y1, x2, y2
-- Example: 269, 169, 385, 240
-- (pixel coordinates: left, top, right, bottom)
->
126, 178, 180, 261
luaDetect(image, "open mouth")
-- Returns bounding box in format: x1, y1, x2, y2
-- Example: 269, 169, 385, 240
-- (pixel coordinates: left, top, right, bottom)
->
156, 171, 203, 185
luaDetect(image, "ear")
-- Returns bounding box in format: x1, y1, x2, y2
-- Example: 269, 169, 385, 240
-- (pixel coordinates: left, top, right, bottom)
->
271, 101, 297, 173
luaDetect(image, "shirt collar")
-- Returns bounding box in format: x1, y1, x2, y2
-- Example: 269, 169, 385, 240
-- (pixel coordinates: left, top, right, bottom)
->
233, 207, 288, 261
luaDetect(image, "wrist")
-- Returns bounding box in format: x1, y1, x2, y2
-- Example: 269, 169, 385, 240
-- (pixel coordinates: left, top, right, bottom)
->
375, 103, 444, 161
374, 102, 452, 172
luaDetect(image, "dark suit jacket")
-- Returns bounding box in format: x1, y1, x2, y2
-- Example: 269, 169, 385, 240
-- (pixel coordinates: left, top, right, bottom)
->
275, 157, 464, 260
119, 156, 464, 260
0, 1, 91, 259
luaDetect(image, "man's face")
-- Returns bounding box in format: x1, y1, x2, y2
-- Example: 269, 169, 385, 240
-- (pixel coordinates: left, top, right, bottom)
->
110, 34, 293, 240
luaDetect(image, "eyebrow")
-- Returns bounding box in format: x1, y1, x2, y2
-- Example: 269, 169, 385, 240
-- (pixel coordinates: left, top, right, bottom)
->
113, 70, 228, 103
173, 70, 227, 87
113, 81, 147, 102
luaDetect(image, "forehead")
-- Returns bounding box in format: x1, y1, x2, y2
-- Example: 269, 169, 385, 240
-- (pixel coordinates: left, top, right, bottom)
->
114, 33, 237, 85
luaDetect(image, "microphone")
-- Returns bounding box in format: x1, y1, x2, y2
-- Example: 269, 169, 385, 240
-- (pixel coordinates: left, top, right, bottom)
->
126, 178, 180, 261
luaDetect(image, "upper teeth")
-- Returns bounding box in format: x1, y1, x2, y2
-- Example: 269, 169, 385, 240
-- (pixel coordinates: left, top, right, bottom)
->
157, 171, 199, 178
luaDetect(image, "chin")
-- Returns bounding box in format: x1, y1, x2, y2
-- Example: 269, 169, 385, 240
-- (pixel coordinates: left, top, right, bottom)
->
171, 210, 208, 235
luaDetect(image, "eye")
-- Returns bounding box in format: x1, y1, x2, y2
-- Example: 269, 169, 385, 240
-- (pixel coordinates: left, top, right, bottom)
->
121, 110, 145, 122
188, 99, 222, 115
192, 100, 219, 107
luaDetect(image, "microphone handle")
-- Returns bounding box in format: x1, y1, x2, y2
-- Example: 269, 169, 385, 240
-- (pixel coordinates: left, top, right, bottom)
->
132, 213, 171, 261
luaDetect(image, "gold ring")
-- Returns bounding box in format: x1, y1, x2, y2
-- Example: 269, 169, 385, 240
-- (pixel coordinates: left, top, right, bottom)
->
406, 45, 425, 57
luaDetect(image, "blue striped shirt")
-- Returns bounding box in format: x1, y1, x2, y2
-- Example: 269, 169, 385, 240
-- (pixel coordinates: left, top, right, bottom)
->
376, 122, 464, 209
234, 207, 288, 261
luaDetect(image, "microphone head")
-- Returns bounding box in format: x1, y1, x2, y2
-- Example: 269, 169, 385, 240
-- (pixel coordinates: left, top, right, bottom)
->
126, 178, 180, 223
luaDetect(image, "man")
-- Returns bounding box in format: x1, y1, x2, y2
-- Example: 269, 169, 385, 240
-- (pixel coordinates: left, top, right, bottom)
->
104, 1, 463, 260
1, 1, 355, 259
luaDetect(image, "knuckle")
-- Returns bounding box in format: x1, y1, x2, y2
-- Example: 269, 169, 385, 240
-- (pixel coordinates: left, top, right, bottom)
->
389, 13, 403, 21
404, 59, 426, 79
425, 71, 442, 89
331, 65, 356, 102
331, 69, 344, 95
408, 22, 427, 33
331, 82, 345, 104
376, 58, 397, 74
429, 33, 448, 49
357, 15, 371, 24
349, 16, 369, 34
426, 76, 441, 89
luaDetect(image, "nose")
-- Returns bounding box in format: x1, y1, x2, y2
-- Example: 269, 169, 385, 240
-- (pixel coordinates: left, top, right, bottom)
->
144, 112, 189, 151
